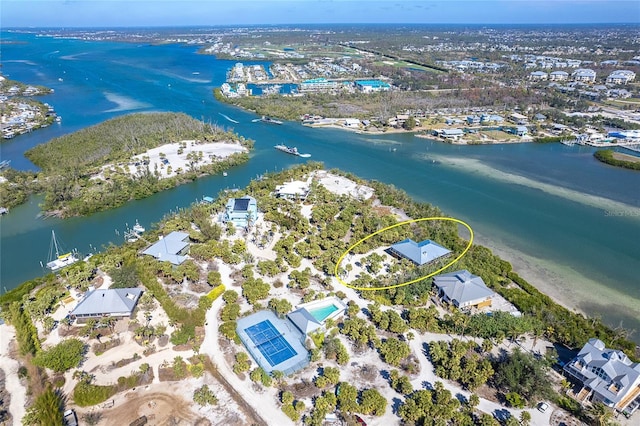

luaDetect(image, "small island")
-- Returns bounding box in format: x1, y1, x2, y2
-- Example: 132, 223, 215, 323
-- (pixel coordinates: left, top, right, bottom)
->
3, 112, 253, 217
1, 163, 637, 426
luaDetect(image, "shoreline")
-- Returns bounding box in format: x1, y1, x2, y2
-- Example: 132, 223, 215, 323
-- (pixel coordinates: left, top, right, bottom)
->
304, 123, 533, 145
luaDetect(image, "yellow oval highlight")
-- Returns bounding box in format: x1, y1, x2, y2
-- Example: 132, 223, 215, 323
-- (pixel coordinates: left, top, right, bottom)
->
334, 217, 473, 291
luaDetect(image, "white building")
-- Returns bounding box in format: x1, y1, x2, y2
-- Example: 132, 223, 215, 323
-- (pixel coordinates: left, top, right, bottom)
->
606, 70, 636, 85
549, 71, 570, 82
572, 68, 597, 83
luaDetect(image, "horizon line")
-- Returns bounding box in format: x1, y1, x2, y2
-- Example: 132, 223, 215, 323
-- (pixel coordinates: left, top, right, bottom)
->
4, 22, 640, 29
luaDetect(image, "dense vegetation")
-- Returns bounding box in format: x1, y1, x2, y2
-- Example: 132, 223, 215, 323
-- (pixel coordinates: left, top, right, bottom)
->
594, 149, 640, 171
3, 162, 639, 424
18, 112, 252, 216
0, 168, 41, 209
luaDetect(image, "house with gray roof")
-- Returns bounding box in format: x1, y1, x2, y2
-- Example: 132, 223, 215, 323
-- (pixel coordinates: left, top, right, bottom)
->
142, 231, 190, 265
388, 239, 451, 266
70, 288, 143, 322
564, 338, 640, 415
433, 270, 495, 310
287, 308, 323, 336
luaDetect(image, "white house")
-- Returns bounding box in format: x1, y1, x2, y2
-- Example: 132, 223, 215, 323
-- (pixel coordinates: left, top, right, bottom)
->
606, 70, 636, 85
572, 69, 597, 83
564, 338, 640, 415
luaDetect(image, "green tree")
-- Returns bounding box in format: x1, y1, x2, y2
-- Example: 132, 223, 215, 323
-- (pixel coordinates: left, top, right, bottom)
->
359, 388, 387, 416
378, 337, 410, 367
22, 385, 64, 426
587, 402, 614, 426
34, 338, 85, 372
337, 382, 359, 414
193, 385, 218, 406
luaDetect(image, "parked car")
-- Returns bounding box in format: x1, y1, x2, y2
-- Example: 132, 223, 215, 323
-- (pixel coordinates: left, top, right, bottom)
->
63, 409, 78, 426
538, 402, 550, 412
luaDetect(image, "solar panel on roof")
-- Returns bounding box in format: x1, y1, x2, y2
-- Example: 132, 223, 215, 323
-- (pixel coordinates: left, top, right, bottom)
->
233, 198, 250, 211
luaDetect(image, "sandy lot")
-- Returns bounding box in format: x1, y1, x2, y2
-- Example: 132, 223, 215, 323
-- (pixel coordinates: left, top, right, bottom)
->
97, 140, 246, 180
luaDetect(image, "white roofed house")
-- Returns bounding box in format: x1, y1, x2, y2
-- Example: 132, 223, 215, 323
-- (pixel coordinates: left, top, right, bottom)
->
274, 180, 310, 201
529, 71, 548, 81
70, 288, 143, 323
563, 338, 640, 416
432, 270, 495, 311
572, 68, 597, 83
606, 70, 636, 85
549, 71, 569, 81
141, 231, 190, 265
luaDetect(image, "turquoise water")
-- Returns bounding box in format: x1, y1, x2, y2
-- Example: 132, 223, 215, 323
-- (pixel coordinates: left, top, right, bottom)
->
308, 304, 339, 322
0, 31, 638, 340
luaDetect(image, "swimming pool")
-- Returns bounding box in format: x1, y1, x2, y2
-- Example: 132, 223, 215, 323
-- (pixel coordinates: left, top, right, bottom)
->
308, 303, 339, 322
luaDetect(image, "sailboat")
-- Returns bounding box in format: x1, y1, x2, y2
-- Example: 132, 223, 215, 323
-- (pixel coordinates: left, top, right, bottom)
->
45, 230, 79, 272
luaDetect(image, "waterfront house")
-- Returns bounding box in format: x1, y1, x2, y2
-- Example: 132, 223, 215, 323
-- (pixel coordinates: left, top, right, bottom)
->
275, 180, 310, 201
505, 126, 528, 137
223, 196, 258, 228
563, 338, 640, 415
387, 238, 451, 266
439, 128, 464, 140
70, 288, 143, 322
466, 115, 481, 125
509, 112, 528, 125
432, 270, 495, 310
142, 231, 190, 265
343, 118, 361, 128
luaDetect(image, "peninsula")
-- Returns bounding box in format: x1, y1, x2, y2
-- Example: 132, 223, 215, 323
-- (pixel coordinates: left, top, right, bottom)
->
1, 163, 637, 426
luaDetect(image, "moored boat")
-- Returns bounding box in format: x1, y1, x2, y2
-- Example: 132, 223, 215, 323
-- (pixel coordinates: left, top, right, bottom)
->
45, 230, 79, 272
274, 144, 311, 158
259, 116, 283, 125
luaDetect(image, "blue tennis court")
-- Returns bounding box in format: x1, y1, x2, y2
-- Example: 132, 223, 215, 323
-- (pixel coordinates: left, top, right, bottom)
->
244, 320, 297, 366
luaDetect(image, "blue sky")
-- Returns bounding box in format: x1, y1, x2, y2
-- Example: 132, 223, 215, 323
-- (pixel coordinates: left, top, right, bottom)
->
2, 1, 639, 27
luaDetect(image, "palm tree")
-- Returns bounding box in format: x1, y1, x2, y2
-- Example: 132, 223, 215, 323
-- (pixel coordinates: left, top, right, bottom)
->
587, 402, 614, 426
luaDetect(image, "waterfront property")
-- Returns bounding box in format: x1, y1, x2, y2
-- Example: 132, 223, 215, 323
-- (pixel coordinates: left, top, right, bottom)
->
70, 287, 143, 322
236, 310, 309, 375
387, 238, 452, 266
563, 338, 640, 415
141, 231, 190, 265
223, 196, 258, 228
287, 297, 347, 336
274, 180, 310, 201
432, 270, 495, 311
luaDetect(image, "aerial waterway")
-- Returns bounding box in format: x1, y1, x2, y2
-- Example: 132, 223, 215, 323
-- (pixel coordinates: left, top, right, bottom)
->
1, 31, 639, 340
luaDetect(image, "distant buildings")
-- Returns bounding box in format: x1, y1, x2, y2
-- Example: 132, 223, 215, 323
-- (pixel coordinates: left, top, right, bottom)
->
529, 71, 548, 81
70, 288, 143, 322
433, 270, 495, 310
572, 68, 597, 83
299, 78, 338, 92
549, 71, 570, 82
387, 239, 451, 266
142, 231, 190, 265
606, 70, 636, 85
563, 338, 640, 415
224, 196, 258, 228
354, 79, 390, 93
